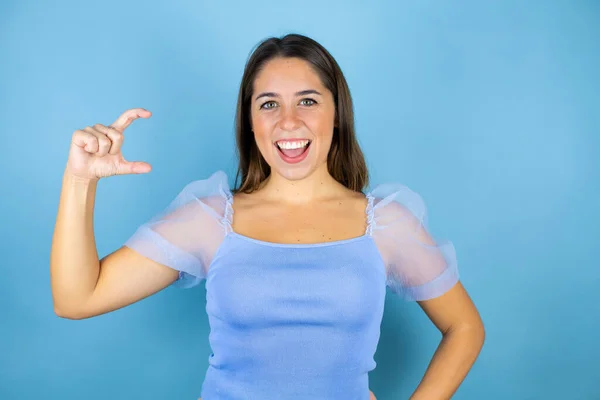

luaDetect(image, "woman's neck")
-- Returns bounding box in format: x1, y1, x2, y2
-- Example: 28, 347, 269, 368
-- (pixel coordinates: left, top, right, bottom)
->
258, 165, 346, 205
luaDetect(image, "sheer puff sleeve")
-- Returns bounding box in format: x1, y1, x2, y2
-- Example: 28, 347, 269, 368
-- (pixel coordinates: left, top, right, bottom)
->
368, 183, 460, 301
123, 170, 232, 288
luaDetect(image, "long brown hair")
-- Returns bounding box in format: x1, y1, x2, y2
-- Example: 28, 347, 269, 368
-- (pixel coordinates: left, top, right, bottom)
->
233, 33, 369, 194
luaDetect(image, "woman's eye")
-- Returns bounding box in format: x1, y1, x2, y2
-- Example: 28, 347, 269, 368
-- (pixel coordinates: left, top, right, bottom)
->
260, 101, 277, 109
300, 98, 316, 106
260, 99, 316, 109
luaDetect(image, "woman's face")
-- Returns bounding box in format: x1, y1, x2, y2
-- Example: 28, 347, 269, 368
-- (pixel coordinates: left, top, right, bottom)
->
250, 57, 336, 181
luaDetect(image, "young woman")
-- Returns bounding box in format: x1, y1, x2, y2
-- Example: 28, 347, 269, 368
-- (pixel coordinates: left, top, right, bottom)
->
51, 33, 485, 400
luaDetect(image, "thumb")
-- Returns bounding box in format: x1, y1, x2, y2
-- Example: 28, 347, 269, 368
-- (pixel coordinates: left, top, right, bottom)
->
117, 160, 152, 175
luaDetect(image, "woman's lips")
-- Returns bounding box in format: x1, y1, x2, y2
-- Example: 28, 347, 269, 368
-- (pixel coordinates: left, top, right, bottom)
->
274, 141, 311, 164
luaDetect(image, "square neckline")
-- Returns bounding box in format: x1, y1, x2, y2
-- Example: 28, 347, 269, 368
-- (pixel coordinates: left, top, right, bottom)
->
220, 184, 376, 248
228, 230, 372, 248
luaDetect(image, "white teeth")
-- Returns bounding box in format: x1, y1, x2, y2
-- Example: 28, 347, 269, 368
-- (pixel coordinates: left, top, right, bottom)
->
276, 140, 310, 150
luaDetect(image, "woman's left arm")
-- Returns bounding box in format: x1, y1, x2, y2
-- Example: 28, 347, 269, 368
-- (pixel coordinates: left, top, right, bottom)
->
410, 281, 485, 400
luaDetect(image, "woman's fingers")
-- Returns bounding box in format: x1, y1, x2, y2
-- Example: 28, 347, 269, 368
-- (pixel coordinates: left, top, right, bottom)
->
110, 108, 152, 133
82, 127, 112, 157
93, 124, 124, 155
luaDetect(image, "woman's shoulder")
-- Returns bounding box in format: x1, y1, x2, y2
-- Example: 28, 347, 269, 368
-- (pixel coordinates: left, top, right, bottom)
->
169, 170, 233, 221
365, 181, 427, 226
181, 170, 231, 198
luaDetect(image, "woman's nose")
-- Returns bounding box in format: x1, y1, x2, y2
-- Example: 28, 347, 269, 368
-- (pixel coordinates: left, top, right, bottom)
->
279, 106, 302, 131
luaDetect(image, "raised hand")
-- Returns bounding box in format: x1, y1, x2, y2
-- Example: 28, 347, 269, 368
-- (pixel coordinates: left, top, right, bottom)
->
65, 108, 153, 181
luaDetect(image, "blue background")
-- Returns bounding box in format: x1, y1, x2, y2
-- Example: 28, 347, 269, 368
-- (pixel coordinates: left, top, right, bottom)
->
1, 1, 598, 399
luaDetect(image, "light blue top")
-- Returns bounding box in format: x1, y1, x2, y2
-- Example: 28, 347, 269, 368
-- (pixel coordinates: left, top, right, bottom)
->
124, 170, 459, 399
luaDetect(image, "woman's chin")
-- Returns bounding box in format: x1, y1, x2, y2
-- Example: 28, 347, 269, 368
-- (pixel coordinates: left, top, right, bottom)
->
271, 164, 315, 181
269, 158, 327, 182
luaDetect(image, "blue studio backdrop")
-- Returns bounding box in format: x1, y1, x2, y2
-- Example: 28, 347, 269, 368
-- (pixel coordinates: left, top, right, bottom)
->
1, 1, 598, 399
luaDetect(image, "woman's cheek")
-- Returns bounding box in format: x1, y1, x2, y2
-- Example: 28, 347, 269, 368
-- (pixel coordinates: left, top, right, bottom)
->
256, 136, 274, 161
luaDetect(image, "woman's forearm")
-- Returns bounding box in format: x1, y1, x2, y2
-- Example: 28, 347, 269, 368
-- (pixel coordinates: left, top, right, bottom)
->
410, 325, 485, 400
50, 169, 101, 317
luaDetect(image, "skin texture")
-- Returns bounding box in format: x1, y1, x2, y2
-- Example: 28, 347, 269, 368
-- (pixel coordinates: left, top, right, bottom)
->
51, 109, 182, 321
250, 57, 336, 183
233, 57, 369, 246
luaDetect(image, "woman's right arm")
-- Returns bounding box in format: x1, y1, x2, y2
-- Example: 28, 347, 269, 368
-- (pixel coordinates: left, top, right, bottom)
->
50, 108, 179, 320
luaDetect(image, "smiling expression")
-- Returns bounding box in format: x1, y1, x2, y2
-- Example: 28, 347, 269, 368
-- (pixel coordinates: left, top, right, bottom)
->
250, 57, 337, 181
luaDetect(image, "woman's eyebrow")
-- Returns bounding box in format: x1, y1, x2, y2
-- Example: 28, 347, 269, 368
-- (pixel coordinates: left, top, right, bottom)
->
254, 89, 322, 101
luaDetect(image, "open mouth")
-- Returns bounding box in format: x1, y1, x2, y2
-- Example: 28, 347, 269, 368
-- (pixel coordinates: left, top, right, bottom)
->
274, 139, 312, 164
